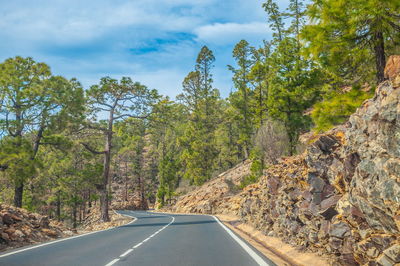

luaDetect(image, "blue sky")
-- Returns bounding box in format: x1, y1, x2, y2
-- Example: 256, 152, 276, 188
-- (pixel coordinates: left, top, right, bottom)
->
0, 0, 279, 98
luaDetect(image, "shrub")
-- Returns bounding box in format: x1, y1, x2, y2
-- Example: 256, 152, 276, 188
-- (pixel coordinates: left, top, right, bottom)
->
311, 86, 373, 132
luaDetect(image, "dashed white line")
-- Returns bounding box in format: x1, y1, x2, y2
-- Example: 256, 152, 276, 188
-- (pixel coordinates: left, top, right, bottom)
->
119, 249, 133, 257
133, 243, 142, 249
104, 212, 175, 266
105, 258, 120, 266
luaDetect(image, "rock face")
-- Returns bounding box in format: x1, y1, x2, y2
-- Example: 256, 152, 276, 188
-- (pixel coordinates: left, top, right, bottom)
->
0, 204, 67, 251
171, 160, 252, 214
171, 76, 400, 264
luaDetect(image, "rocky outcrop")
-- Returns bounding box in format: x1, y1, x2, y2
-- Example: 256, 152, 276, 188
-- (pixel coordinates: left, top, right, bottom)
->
171, 72, 400, 264
171, 160, 252, 214
0, 204, 69, 251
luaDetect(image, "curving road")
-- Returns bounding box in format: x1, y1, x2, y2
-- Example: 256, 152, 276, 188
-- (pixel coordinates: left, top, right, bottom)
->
0, 211, 274, 266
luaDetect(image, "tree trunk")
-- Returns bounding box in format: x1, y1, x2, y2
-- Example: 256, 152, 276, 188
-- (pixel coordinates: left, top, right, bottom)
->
374, 30, 386, 83
56, 191, 61, 221
88, 190, 92, 209
125, 161, 128, 202
14, 183, 23, 208
99, 111, 114, 222
100, 149, 111, 222
72, 202, 77, 228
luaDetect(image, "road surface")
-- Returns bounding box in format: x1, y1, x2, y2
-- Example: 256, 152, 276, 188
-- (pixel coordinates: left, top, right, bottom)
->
0, 211, 274, 266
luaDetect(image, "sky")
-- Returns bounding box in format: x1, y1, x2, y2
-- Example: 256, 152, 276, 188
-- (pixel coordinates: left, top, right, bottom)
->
0, 0, 278, 98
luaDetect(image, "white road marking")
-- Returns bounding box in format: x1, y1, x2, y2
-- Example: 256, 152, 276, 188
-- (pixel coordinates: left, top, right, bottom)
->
133, 242, 142, 248
213, 216, 272, 266
104, 212, 175, 266
105, 258, 120, 266
120, 249, 133, 257
0, 212, 137, 259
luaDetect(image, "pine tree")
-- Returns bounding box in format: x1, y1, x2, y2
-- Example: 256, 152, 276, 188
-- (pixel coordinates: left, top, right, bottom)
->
302, 0, 400, 83
0, 56, 84, 207
83, 77, 157, 222
178, 46, 221, 185
228, 40, 255, 158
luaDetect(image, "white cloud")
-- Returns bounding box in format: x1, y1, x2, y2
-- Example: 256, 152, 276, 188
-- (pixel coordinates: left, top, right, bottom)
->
194, 22, 270, 45
0, 0, 272, 98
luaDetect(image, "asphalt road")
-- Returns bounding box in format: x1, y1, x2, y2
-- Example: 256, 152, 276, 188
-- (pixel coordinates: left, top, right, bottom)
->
0, 211, 275, 266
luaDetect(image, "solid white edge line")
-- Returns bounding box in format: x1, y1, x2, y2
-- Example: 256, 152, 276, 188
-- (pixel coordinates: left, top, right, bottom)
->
105, 258, 120, 266
0, 212, 137, 258
213, 216, 272, 266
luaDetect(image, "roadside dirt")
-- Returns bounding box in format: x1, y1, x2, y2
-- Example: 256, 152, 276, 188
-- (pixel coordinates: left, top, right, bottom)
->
216, 214, 331, 266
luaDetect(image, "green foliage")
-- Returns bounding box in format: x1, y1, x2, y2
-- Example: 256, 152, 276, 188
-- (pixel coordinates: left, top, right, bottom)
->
0, 56, 84, 207
238, 174, 259, 190
312, 87, 374, 132
178, 46, 221, 185
267, 36, 322, 154
302, 0, 400, 83
0, 137, 38, 186
228, 40, 255, 158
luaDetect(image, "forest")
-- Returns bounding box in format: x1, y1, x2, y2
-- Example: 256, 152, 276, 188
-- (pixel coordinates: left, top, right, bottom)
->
0, 0, 399, 226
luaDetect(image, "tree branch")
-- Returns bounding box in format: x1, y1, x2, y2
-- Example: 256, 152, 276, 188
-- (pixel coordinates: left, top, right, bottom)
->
114, 114, 149, 120
80, 143, 106, 155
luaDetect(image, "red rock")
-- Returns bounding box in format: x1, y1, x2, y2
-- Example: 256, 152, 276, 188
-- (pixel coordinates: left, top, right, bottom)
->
320, 195, 341, 211
41, 228, 58, 237
329, 237, 343, 250
267, 177, 280, 195
9, 214, 22, 222
298, 200, 310, 210
329, 222, 351, 239
4, 227, 15, 235
318, 220, 330, 238
2, 213, 14, 225
1, 233, 9, 241
350, 206, 364, 218
384, 55, 400, 80
321, 184, 336, 200
13, 230, 25, 238
302, 191, 312, 202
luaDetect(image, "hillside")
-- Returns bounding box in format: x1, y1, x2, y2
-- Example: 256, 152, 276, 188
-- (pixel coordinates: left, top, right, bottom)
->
168, 74, 400, 265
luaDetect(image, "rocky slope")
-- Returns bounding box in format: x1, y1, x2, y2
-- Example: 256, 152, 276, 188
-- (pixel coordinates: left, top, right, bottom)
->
0, 204, 133, 252
170, 61, 400, 265
171, 160, 252, 214
0, 204, 71, 251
